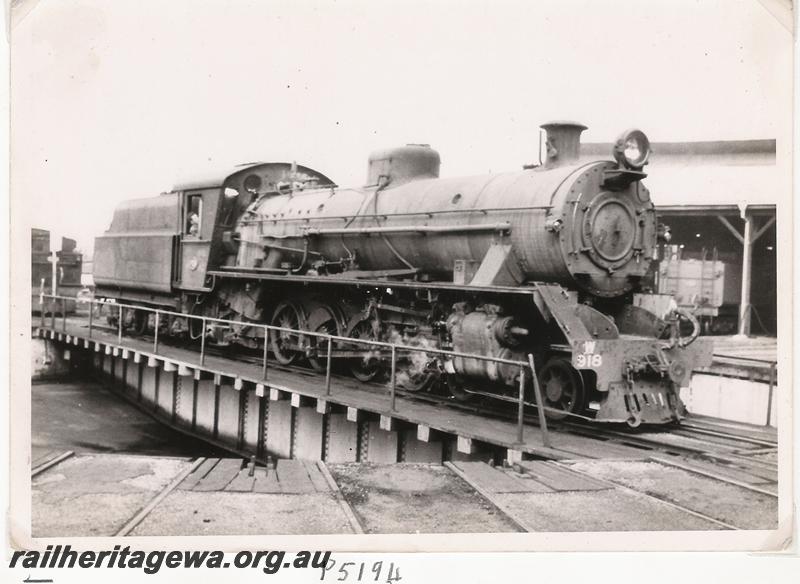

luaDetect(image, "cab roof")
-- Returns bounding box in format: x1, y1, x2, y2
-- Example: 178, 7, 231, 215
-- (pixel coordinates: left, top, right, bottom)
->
171, 162, 335, 191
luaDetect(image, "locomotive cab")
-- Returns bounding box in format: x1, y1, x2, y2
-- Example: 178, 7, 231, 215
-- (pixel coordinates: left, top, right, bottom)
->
177, 188, 226, 291
173, 162, 335, 292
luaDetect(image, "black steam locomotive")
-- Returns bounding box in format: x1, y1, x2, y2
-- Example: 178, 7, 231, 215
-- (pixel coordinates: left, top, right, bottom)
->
93, 122, 711, 426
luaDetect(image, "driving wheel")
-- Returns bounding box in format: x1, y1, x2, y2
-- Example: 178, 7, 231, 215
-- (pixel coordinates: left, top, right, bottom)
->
537, 357, 586, 420
306, 302, 344, 373
347, 319, 382, 382
270, 301, 306, 365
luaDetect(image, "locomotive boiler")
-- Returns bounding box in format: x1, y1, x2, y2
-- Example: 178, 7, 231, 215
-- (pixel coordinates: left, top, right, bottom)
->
93, 122, 712, 426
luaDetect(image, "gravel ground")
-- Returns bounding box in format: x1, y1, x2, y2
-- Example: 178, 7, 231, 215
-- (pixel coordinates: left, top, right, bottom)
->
567, 459, 778, 530
131, 491, 353, 536
32, 454, 189, 537
330, 463, 519, 534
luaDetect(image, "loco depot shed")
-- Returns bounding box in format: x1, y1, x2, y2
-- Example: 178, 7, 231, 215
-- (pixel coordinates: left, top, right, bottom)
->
582, 140, 779, 337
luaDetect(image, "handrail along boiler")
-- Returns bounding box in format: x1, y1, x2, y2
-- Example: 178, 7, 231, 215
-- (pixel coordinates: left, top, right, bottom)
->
93, 122, 711, 426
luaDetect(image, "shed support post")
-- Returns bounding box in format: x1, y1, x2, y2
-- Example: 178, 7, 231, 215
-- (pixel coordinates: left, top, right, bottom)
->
718, 211, 775, 338
738, 212, 753, 337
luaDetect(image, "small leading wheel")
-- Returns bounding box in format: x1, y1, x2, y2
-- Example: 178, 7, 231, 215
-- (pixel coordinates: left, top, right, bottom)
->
537, 358, 586, 420
270, 302, 306, 365
347, 319, 382, 382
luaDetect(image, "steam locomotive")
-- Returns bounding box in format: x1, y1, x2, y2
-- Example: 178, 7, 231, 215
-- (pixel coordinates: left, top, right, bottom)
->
93, 122, 712, 426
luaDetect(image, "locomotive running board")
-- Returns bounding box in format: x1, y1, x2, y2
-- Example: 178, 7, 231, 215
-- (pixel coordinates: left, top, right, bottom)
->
207, 269, 540, 296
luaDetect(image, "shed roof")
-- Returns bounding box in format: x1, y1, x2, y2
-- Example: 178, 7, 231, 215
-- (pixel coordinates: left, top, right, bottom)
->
644, 164, 782, 215
583, 139, 776, 158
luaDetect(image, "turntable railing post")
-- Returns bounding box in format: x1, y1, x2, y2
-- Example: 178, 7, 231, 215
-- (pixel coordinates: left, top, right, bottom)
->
262, 326, 269, 381
528, 353, 551, 448
117, 304, 123, 343
325, 336, 333, 396
153, 311, 160, 353
389, 346, 397, 412
39, 288, 46, 328
199, 317, 207, 366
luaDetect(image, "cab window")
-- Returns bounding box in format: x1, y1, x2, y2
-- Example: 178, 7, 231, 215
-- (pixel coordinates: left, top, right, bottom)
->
186, 194, 202, 237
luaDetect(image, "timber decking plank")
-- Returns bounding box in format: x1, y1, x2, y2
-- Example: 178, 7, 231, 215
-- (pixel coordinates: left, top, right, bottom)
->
193, 458, 243, 492
252, 467, 282, 493
178, 458, 220, 490
519, 461, 609, 491
302, 460, 331, 492
276, 459, 316, 493
452, 461, 552, 493
224, 468, 257, 492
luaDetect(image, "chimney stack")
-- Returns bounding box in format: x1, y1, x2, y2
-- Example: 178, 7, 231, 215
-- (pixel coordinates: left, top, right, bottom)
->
541, 121, 587, 168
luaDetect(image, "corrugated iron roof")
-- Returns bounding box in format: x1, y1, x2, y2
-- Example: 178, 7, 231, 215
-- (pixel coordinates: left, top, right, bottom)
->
583, 140, 776, 157
581, 140, 781, 211
645, 164, 782, 211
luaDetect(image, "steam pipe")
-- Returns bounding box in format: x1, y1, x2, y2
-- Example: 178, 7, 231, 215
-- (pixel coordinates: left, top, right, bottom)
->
302, 223, 512, 236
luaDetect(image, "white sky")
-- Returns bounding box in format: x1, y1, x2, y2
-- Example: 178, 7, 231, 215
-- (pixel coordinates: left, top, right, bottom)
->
10, 0, 793, 253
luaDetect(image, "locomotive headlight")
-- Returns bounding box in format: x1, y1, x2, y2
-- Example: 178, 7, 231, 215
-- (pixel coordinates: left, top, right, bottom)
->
613, 129, 651, 169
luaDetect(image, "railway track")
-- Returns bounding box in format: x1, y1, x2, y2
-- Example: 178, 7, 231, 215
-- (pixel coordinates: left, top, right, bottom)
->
55, 320, 779, 498
205, 341, 780, 499
37, 321, 781, 534
32, 448, 777, 535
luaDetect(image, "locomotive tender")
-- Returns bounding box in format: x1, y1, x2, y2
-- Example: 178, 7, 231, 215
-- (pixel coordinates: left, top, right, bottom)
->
94, 122, 712, 426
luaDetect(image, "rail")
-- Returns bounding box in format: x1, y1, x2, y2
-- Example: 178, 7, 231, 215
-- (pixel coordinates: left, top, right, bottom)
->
713, 353, 777, 365
36, 292, 608, 450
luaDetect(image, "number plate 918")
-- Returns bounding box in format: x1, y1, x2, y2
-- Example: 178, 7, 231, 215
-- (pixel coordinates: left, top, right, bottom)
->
574, 353, 603, 368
